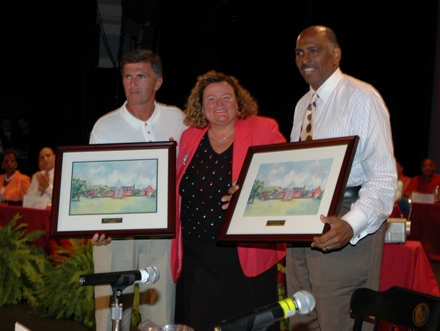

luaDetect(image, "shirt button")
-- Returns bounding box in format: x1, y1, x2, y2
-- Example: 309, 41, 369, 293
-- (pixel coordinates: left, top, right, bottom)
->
147, 131, 151, 134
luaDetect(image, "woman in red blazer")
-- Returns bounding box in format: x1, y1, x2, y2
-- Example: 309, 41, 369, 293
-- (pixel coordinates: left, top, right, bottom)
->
172, 70, 286, 330
0, 149, 30, 202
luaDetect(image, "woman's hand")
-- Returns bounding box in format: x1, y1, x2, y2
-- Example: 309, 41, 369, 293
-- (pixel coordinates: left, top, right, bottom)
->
221, 181, 240, 210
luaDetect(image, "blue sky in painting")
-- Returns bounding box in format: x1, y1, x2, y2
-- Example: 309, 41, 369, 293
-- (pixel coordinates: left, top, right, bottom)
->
72, 159, 158, 189
256, 158, 333, 190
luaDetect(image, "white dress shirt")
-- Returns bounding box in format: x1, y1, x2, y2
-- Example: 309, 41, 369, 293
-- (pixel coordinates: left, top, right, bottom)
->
27, 168, 54, 205
291, 68, 397, 244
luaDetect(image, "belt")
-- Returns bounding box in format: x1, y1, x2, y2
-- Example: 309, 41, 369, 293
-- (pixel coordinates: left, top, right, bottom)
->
344, 185, 361, 198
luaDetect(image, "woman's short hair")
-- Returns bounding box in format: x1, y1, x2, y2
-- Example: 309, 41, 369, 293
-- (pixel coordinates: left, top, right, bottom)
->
184, 70, 258, 128
2, 149, 18, 163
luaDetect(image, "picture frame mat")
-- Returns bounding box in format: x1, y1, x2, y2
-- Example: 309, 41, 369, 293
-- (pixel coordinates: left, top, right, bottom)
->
51, 142, 176, 238
57, 149, 169, 232
226, 144, 347, 235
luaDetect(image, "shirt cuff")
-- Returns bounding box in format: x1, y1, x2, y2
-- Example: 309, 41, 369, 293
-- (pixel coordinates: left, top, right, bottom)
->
341, 208, 368, 245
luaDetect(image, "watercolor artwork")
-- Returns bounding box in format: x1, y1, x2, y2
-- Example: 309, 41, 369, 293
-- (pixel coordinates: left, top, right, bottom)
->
69, 159, 158, 215
243, 158, 333, 217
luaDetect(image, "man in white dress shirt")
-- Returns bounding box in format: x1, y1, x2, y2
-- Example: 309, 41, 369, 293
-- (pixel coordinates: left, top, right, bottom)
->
90, 49, 186, 331
26, 147, 55, 205
286, 26, 397, 331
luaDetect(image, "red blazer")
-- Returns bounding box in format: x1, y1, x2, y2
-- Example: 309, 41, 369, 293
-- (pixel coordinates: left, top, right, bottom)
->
171, 115, 287, 282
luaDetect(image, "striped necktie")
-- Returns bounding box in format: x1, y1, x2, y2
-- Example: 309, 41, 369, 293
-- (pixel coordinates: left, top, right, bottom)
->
300, 93, 318, 141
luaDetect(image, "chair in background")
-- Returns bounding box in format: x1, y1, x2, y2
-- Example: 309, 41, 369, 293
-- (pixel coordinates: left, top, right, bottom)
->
397, 197, 412, 219
350, 286, 440, 331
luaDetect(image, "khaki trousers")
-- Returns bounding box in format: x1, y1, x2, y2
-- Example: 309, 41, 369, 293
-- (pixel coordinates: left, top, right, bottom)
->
286, 198, 386, 331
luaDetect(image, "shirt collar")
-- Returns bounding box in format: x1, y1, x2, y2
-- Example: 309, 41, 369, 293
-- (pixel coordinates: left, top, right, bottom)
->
42, 168, 54, 176
310, 68, 343, 103
121, 101, 159, 128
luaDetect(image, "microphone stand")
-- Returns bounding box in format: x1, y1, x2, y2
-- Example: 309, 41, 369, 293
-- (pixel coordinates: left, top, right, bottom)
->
252, 312, 275, 331
110, 284, 127, 331
79, 267, 160, 331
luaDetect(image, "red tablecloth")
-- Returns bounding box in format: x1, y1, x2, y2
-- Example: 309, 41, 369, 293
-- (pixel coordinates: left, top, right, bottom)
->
0, 204, 52, 253
377, 240, 439, 330
409, 202, 440, 261
380, 240, 440, 297
0, 204, 75, 256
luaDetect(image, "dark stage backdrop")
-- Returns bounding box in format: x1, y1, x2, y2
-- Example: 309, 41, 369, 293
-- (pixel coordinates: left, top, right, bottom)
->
0, 0, 438, 177
159, 0, 439, 177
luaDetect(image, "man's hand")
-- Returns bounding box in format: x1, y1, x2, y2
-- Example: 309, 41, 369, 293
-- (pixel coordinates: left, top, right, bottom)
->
36, 172, 50, 192
311, 215, 354, 251
91, 233, 112, 246
221, 182, 239, 210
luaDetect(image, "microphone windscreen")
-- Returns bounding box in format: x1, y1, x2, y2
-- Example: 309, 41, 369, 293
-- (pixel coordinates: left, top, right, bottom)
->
293, 290, 315, 314
144, 266, 160, 284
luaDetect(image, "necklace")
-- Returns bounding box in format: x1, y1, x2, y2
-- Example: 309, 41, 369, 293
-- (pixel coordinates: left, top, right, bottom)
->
211, 128, 234, 146
4, 173, 15, 183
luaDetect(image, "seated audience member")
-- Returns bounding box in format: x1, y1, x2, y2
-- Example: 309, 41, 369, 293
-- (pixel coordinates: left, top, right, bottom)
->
13, 115, 31, 153
26, 147, 56, 205
405, 158, 440, 197
0, 117, 12, 153
396, 161, 411, 197
12, 114, 31, 171
0, 149, 31, 202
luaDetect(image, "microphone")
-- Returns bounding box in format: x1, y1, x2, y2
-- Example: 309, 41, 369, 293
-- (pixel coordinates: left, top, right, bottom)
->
214, 290, 315, 331
78, 266, 160, 287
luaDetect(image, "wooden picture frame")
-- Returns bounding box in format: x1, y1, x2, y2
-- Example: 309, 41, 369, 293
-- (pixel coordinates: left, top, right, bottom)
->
50, 142, 176, 239
218, 136, 359, 243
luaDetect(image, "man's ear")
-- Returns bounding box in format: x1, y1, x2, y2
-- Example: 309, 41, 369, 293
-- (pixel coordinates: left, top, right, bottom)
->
333, 46, 342, 65
155, 76, 163, 91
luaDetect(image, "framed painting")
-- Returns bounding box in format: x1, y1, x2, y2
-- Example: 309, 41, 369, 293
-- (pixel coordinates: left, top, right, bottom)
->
218, 136, 359, 243
50, 142, 176, 239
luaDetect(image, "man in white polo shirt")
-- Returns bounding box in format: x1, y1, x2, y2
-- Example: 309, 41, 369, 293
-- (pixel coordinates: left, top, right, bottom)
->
90, 49, 186, 331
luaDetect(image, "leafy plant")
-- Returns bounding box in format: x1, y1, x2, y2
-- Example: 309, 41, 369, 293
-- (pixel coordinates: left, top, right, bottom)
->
277, 261, 289, 331
0, 216, 142, 329
0, 214, 51, 306
132, 284, 142, 326
32, 238, 143, 328
33, 239, 95, 327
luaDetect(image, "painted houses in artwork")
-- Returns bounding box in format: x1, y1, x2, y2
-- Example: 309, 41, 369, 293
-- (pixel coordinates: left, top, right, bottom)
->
87, 180, 155, 198
260, 183, 322, 201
